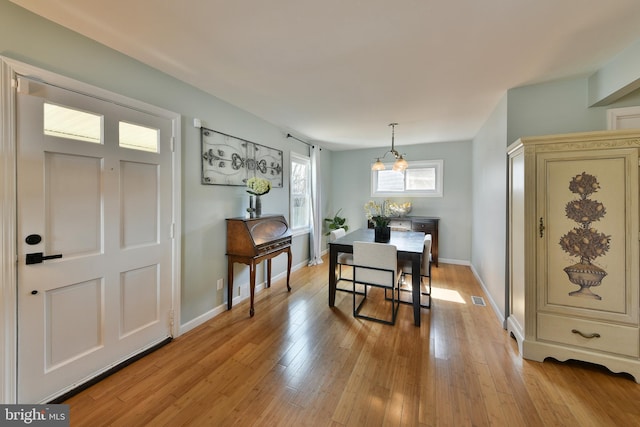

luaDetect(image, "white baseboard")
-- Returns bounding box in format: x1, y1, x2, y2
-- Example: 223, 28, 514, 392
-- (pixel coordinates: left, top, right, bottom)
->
438, 257, 470, 266
179, 258, 309, 335
469, 264, 505, 328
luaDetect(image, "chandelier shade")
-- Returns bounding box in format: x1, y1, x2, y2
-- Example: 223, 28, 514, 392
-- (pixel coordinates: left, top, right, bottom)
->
372, 158, 385, 171
371, 123, 408, 171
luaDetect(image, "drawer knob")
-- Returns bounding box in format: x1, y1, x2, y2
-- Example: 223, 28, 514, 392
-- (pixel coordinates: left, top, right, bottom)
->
571, 329, 601, 339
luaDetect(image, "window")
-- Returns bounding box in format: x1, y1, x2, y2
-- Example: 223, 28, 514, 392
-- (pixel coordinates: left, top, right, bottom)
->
119, 121, 159, 152
371, 160, 443, 197
44, 102, 102, 144
290, 152, 311, 232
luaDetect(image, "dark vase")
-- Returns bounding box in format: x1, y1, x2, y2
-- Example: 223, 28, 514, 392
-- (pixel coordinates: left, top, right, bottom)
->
255, 195, 262, 217
248, 195, 262, 218
374, 226, 391, 243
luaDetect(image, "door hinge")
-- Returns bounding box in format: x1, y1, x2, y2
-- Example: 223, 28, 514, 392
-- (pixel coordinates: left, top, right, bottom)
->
169, 310, 175, 328
169, 223, 175, 239
170, 136, 175, 152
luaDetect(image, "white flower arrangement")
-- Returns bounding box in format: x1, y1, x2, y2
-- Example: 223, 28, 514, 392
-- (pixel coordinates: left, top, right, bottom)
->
246, 177, 271, 195
364, 200, 392, 227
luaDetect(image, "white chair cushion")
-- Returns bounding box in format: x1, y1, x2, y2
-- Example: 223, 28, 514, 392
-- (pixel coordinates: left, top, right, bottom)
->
400, 234, 431, 275
330, 228, 353, 265
329, 228, 346, 242
353, 241, 399, 288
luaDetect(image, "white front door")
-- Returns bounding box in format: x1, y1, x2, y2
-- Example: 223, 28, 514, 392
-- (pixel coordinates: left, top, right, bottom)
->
16, 76, 175, 403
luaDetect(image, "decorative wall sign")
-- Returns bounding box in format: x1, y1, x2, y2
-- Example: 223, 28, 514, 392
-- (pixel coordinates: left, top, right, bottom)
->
201, 127, 283, 187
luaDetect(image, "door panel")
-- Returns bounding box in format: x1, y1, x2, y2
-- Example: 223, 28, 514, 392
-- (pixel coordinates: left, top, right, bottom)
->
16, 76, 174, 403
45, 152, 102, 257
47, 278, 104, 370
536, 149, 638, 325
121, 160, 158, 248
120, 264, 159, 337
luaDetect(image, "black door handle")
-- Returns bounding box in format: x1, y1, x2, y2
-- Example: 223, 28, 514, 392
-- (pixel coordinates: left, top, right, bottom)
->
26, 252, 63, 265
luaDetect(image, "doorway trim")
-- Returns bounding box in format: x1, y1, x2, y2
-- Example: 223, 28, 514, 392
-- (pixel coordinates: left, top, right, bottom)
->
0, 56, 182, 403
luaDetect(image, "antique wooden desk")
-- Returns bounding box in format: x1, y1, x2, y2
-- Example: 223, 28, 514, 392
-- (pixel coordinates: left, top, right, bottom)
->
226, 215, 292, 317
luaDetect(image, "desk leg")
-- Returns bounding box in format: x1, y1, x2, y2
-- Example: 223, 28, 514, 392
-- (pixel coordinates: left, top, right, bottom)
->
286, 248, 292, 291
328, 245, 338, 307
249, 261, 256, 317
266, 259, 272, 288
227, 258, 234, 310
412, 254, 421, 327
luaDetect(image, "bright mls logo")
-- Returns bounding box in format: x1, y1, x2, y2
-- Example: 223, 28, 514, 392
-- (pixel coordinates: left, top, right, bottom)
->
0, 405, 69, 426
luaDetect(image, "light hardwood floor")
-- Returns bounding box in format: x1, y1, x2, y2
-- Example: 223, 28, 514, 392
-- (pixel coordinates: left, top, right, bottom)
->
65, 257, 640, 426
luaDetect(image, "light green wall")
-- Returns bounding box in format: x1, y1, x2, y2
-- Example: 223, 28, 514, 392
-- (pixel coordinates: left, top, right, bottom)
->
0, 0, 324, 325
589, 38, 640, 106
471, 94, 508, 321
329, 140, 473, 263
506, 76, 640, 144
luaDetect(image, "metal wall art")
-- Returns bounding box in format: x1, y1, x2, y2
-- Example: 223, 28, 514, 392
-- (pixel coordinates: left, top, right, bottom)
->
201, 127, 283, 187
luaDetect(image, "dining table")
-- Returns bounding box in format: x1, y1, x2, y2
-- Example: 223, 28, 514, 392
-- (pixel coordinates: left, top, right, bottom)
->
328, 228, 426, 326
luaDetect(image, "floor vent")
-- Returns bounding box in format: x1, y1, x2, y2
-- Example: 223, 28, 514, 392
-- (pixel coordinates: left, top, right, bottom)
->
471, 296, 486, 306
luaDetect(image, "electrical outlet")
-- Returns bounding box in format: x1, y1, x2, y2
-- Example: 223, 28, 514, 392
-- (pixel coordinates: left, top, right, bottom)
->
217, 278, 223, 291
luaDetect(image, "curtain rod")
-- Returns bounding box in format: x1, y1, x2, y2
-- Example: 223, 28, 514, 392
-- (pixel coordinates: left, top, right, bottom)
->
286, 133, 317, 149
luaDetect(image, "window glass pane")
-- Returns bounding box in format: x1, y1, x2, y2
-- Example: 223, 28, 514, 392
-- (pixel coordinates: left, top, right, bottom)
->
44, 103, 102, 144
291, 161, 308, 195
376, 170, 404, 192
406, 168, 436, 190
371, 160, 443, 197
290, 154, 311, 230
119, 122, 159, 153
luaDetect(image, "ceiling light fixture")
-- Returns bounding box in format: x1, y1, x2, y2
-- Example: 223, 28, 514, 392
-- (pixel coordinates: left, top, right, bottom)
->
371, 123, 408, 172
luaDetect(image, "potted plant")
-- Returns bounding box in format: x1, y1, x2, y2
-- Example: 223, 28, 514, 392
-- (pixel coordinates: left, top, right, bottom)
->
324, 209, 348, 235
364, 200, 392, 242
559, 172, 611, 300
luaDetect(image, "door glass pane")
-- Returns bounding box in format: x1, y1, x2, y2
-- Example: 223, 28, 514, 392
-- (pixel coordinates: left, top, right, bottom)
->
44, 103, 102, 144
119, 122, 159, 153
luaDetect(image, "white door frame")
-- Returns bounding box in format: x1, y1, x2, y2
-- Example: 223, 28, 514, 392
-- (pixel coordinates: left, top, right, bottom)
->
0, 56, 182, 404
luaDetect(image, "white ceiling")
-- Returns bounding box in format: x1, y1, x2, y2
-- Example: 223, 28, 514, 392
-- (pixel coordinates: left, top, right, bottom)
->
11, 0, 640, 150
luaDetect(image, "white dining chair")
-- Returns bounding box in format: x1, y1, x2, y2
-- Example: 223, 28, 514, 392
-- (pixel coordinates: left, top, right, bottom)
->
329, 228, 354, 291
352, 241, 401, 325
399, 234, 432, 308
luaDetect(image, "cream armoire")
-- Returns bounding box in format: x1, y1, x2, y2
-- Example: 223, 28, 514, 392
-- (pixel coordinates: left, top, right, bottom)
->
507, 129, 640, 383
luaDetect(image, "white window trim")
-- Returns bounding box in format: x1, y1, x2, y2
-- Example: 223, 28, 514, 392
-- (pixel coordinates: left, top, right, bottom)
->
290, 152, 311, 235
371, 159, 443, 197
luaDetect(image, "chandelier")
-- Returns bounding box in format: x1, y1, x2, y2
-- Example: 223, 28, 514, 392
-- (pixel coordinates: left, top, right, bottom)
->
371, 123, 408, 172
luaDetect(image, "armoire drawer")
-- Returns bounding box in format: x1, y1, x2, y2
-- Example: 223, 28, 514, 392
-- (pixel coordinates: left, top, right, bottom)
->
537, 313, 639, 357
